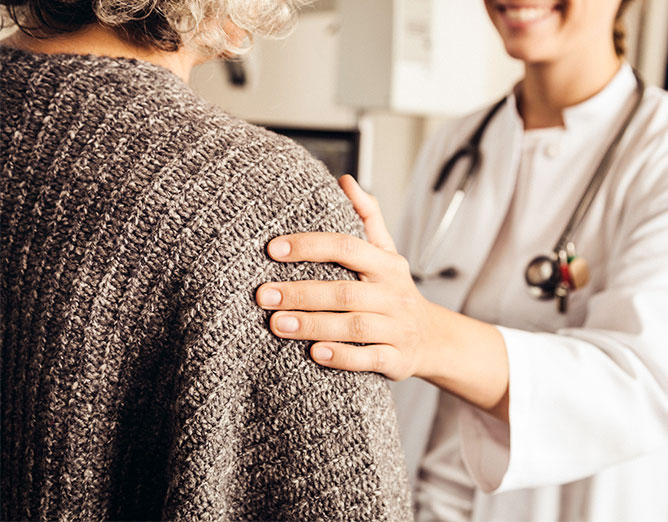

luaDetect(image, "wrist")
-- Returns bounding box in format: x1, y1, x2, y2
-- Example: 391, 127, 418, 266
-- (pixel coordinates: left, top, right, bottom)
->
414, 300, 458, 382
416, 302, 510, 418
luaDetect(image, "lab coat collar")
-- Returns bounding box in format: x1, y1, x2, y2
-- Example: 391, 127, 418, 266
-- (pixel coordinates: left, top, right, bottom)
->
506, 62, 637, 131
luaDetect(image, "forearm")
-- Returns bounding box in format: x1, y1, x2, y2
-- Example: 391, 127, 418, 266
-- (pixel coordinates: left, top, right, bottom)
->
419, 301, 510, 422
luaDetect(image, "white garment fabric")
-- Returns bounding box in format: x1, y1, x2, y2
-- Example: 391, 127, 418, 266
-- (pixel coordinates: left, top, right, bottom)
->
395, 63, 668, 521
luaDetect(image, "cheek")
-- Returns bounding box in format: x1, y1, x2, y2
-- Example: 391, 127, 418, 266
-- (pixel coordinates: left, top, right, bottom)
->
483, 0, 496, 24
483, 1, 503, 44
560, 0, 619, 47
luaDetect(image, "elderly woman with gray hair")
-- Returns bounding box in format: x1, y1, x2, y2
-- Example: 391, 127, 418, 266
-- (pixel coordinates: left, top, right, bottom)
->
0, 1, 412, 520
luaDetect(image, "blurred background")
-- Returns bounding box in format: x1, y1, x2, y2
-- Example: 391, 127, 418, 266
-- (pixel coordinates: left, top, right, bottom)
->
2, 0, 665, 236
187, 0, 668, 237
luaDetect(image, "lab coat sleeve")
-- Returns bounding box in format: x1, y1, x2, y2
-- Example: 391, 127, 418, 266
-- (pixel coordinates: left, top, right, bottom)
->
458, 148, 668, 493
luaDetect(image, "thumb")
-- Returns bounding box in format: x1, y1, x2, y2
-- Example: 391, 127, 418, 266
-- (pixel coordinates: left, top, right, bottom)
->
339, 174, 397, 253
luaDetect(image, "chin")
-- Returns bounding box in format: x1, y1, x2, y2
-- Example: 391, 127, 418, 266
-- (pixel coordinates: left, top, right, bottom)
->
485, 1, 566, 63
501, 39, 556, 64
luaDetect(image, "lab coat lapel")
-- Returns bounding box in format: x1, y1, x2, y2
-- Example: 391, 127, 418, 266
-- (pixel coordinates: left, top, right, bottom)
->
417, 104, 523, 312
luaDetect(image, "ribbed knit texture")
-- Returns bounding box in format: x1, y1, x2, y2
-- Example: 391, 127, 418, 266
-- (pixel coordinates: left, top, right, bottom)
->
0, 45, 412, 521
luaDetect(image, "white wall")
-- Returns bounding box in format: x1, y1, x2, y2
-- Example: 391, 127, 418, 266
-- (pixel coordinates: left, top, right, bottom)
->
191, 11, 357, 129
356, 110, 425, 236
631, 0, 668, 87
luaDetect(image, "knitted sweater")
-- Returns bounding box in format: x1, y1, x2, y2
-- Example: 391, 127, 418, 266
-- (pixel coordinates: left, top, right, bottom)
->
0, 46, 412, 521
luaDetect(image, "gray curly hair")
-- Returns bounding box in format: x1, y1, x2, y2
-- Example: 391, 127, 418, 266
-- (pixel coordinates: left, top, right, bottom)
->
1, 0, 313, 56
99, 0, 312, 55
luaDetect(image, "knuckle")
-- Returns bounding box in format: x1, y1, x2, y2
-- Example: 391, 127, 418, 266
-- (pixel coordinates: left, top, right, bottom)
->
296, 236, 313, 258
389, 368, 410, 382
343, 347, 357, 369
287, 286, 302, 309
394, 254, 411, 274
338, 234, 357, 258
372, 348, 387, 374
349, 313, 368, 340
383, 350, 409, 382
336, 282, 355, 307
300, 314, 316, 336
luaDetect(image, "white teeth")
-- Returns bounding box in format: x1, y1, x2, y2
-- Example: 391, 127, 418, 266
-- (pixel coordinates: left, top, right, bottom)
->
504, 6, 551, 22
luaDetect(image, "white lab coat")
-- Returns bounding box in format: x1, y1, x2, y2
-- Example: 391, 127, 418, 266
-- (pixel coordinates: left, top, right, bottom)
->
394, 63, 668, 521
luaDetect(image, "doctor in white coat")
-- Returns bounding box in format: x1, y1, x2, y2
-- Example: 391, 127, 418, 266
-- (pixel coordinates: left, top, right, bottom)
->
256, 0, 668, 520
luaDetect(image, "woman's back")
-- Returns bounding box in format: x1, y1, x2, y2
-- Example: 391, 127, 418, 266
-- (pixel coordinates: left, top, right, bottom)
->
0, 46, 412, 521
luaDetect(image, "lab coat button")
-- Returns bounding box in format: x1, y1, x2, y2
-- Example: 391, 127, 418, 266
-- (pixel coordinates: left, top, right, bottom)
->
545, 142, 560, 158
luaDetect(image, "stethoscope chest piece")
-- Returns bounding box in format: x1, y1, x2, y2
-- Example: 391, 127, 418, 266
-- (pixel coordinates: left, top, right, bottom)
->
524, 246, 591, 312
418, 69, 641, 314
525, 254, 561, 299
567, 256, 591, 290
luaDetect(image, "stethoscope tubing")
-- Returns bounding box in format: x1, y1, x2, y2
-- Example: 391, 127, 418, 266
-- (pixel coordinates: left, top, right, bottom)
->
414, 69, 645, 284
415, 97, 507, 277
552, 72, 645, 254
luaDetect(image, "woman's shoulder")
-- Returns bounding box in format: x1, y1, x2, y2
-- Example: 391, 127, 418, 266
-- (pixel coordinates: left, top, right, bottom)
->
179, 105, 355, 232
407, 98, 512, 190
1, 44, 347, 215
417, 97, 513, 163
634, 84, 668, 140
616, 84, 668, 175
603, 84, 668, 229
425, 101, 506, 145
1, 45, 360, 266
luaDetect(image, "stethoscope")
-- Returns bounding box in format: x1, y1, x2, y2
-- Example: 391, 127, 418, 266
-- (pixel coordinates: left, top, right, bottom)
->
412, 70, 645, 313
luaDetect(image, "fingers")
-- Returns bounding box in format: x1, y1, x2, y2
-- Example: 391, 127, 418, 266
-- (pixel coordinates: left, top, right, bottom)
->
338, 175, 397, 253
269, 311, 395, 345
267, 232, 407, 280
257, 280, 391, 313
310, 342, 406, 381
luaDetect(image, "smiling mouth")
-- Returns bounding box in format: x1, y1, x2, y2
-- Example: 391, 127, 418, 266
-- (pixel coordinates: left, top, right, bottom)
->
497, 3, 562, 23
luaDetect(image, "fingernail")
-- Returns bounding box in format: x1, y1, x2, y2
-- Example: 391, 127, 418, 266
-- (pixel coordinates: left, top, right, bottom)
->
269, 240, 291, 258
275, 315, 299, 333
259, 288, 282, 306
313, 345, 333, 361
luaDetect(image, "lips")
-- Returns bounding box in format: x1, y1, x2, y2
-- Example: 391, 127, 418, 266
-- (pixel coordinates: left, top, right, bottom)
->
495, 2, 563, 26
504, 6, 552, 22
